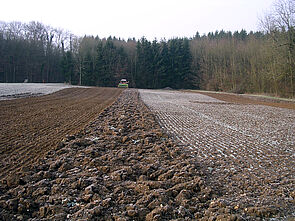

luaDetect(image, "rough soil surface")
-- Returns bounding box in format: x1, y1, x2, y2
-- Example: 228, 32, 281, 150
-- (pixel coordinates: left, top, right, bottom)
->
0, 87, 122, 180
1, 88, 294, 220
0, 89, 214, 220
140, 89, 295, 220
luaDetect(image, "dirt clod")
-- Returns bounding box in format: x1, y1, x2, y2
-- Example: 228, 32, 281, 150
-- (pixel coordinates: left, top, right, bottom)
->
0, 89, 209, 220
1, 88, 294, 220
140, 89, 295, 220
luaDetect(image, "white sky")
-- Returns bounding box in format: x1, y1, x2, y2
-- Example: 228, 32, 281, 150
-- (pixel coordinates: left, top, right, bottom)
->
1, 0, 275, 40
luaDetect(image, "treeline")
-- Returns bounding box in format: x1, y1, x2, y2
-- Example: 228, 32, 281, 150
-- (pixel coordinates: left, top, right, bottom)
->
0, 0, 294, 97
61, 36, 130, 86
59, 36, 195, 89
191, 29, 294, 97
0, 21, 71, 83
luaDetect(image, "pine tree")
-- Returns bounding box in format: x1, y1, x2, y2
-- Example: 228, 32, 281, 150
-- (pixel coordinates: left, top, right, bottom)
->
180, 38, 194, 88
135, 37, 154, 88
61, 51, 74, 84
95, 41, 105, 86
82, 52, 95, 86
157, 41, 170, 88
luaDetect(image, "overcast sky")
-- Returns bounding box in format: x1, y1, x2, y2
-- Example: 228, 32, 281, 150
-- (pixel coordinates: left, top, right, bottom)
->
1, 0, 275, 40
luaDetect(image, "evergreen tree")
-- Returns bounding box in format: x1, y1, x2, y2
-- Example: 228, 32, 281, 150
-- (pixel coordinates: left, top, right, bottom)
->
157, 41, 171, 88
95, 41, 105, 86
179, 38, 194, 89
135, 37, 154, 88
151, 39, 160, 88
61, 51, 74, 84
82, 52, 95, 86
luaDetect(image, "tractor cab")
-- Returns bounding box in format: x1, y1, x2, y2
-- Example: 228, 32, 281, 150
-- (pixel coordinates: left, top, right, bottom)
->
118, 79, 129, 88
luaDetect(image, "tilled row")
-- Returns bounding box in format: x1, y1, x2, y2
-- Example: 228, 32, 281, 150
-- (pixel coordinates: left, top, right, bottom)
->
0, 89, 222, 220
0, 87, 121, 179
139, 89, 295, 220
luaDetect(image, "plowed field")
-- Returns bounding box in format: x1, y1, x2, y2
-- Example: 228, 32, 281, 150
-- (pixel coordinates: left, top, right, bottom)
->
0, 89, 210, 220
0, 87, 294, 220
0, 87, 122, 180
140, 89, 295, 220
195, 91, 295, 110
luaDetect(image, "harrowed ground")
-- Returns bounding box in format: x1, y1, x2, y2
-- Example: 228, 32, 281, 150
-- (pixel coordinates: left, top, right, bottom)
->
140, 89, 295, 220
0, 87, 294, 220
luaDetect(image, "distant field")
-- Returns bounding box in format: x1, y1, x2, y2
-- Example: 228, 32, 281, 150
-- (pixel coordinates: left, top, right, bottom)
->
0, 83, 88, 100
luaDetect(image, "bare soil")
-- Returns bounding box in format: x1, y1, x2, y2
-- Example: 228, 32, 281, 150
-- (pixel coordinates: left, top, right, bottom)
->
0, 87, 123, 180
140, 89, 295, 220
195, 91, 295, 110
0, 89, 209, 220
0, 88, 294, 220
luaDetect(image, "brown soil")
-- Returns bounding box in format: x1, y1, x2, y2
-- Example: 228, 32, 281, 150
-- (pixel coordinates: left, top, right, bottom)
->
0, 89, 209, 220
196, 91, 295, 110
0, 88, 294, 220
0, 87, 123, 180
140, 89, 295, 220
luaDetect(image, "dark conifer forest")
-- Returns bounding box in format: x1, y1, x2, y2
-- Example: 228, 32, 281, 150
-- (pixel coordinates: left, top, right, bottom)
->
0, 1, 294, 97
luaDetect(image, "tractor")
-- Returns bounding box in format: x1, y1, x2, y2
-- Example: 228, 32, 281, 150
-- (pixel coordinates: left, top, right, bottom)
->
118, 79, 129, 88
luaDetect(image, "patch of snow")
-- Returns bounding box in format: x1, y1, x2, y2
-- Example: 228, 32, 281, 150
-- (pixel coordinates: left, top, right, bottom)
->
0, 83, 89, 100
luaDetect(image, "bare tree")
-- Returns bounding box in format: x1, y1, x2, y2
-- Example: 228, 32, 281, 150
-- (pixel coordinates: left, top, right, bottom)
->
260, 0, 295, 97
274, 0, 295, 30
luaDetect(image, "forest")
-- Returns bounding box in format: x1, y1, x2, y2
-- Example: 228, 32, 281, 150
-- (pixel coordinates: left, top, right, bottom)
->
0, 0, 294, 97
